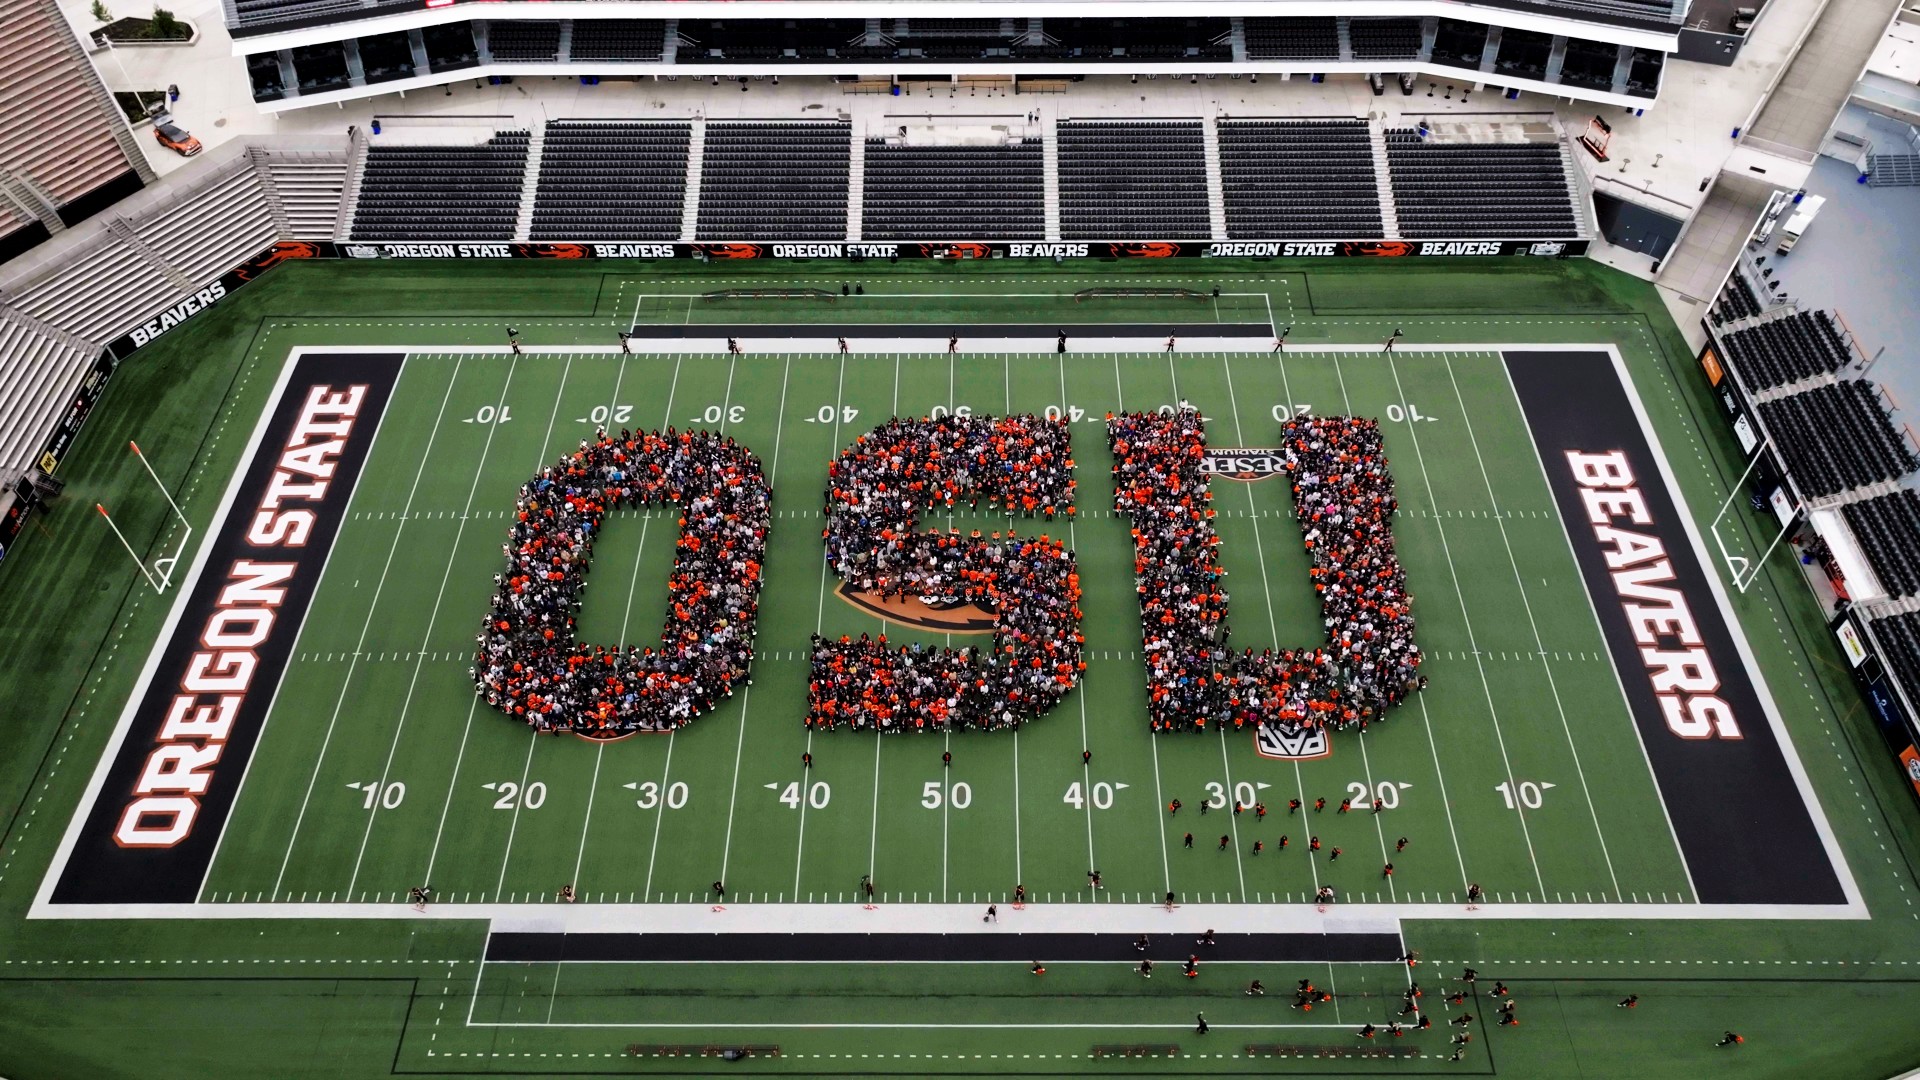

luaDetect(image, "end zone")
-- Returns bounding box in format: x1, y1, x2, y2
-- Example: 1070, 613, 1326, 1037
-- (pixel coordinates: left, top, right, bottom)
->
1501, 348, 1859, 909
36, 351, 405, 907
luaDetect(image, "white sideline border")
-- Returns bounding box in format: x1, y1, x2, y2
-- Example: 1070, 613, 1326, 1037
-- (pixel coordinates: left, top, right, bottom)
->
28, 342, 1862, 923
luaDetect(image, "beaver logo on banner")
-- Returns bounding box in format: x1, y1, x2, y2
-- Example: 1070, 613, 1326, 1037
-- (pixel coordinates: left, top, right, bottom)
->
1256, 721, 1332, 760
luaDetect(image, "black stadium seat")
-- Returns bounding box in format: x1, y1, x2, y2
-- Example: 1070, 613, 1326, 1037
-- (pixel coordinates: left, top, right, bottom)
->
350, 131, 529, 241
1218, 119, 1383, 239
696, 121, 851, 241
531, 121, 690, 241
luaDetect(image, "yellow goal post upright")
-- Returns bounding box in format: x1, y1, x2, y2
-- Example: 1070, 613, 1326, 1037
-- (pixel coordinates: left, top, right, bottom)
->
95, 440, 193, 594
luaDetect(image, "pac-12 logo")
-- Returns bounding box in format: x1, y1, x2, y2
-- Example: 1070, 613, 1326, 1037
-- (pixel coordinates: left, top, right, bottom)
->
1256, 721, 1331, 761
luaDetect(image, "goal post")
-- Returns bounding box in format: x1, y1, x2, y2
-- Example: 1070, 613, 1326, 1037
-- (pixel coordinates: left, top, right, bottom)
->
97, 440, 193, 594
1705, 436, 1797, 593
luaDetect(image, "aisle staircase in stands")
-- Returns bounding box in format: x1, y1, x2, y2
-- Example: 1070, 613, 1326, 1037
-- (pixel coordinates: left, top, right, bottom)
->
1041, 115, 1062, 240
678, 117, 705, 242
1367, 119, 1400, 239
846, 130, 866, 241
333, 128, 372, 241
513, 123, 547, 240
1201, 118, 1228, 241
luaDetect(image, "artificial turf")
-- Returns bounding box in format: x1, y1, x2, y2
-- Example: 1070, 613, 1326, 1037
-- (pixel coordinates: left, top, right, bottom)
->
0, 256, 1916, 1079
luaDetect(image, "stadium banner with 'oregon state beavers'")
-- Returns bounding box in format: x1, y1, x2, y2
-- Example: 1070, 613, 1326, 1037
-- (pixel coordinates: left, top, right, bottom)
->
45, 351, 402, 905
329, 238, 1587, 261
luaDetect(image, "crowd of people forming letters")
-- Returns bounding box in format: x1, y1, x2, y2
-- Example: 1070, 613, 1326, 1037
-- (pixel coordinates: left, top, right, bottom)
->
1110, 407, 1424, 734
474, 406, 1419, 737
473, 428, 771, 734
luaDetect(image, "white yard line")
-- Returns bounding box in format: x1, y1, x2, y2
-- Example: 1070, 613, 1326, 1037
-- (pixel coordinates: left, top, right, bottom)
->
1111, 352, 1173, 897
717, 354, 793, 890
1373, 352, 1548, 896
636, 353, 695, 901
1164, 352, 1247, 901
488, 357, 584, 901
570, 350, 643, 887
1047, 355, 1099, 882
1216, 352, 1323, 896
793, 352, 848, 898
1436, 350, 1620, 900
272, 353, 472, 900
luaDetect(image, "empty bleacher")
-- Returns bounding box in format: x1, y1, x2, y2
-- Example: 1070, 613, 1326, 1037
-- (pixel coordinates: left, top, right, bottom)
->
1383, 130, 1580, 238
488, 21, 561, 61
349, 131, 529, 241
1056, 120, 1210, 240
695, 122, 850, 241
1720, 310, 1852, 391
0, 310, 99, 484
1756, 381, 1918, 499
1218, 119, 1383, 239
531, 121, 689, 241
1842, 491, 1920, 599
569, 20, 667, 61
265, 160, 349, 238
6, 236, 180, 347
861, 139, 1045, 240
1242, 18, 1339, 60
136, 165, 278, 286
1349, 17, 1423, 59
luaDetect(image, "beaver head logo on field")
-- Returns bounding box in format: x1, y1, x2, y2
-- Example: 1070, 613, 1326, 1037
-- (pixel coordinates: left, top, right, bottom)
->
835, 582, 998, 634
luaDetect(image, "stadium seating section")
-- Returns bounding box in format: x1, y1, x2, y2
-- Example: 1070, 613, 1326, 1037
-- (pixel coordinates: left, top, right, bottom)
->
532, 122, 690, 241
569, 20, 667, 62
1243, 18, 1339, 61
861, 139, 1046, 241
1720, 310, 1852, 391
1384, 130, 1581, 238
350, 131, 530, 241
1218, 120, 1384, 239
1756, 382, 1918, 499
1056, 121, 1211, 240
1349, 17, 1423, 59
696, 122, 851, 241
1842, 491, 1920, 600
1711, 269, 1765, 324
1868, 612, 1920, 707
487, 21, 562, 62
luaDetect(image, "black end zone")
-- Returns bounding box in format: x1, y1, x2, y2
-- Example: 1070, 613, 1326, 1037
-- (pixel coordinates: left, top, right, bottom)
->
485, 931, 1402, 964
1502, 350, 1844, 905
50, 352, 405, 905
625, 322, 1272, 339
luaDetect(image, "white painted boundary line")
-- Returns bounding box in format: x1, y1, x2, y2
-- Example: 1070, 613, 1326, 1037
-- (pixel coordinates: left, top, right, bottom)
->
31, 343, 1863, 922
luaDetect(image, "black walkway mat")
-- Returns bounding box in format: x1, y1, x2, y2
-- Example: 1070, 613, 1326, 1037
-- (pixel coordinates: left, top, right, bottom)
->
486, 931, 1403, 964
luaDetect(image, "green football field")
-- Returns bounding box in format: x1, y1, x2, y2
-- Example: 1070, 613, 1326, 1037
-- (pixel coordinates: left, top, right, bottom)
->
3, 257, 1919, 1079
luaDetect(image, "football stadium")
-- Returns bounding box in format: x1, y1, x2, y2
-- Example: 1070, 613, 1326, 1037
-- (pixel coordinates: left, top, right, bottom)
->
4, 0, 1920, 1074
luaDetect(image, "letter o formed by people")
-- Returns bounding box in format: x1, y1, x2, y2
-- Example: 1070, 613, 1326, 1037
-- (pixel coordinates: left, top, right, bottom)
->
474, 429, 771, 737
809, 415, 1085, 732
